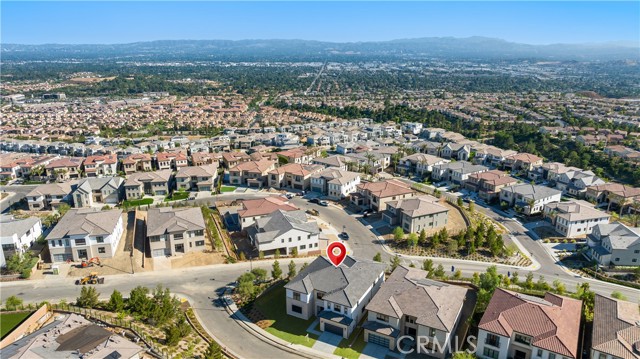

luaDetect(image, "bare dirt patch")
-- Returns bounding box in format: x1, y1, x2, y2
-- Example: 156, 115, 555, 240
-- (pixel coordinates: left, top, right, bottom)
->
170, 251, 227, 269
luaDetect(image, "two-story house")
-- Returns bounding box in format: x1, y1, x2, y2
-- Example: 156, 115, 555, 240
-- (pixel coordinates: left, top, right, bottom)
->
82, 154, 118, 177
499, 184, 562, 215
228, 159, 277, 188
268, 163, 324, 191
47, 208, 124, 262
237, 196, 299, 230
587, 223, 640, 266
310, 168, 361, 200
123, 169, 173, 199
156, 151, 188, 170
146, 207, 206, 257
0, 215, 42, 268
503, 153, 543, 172
121, 153, 153, 174
397, 153, 448, 176
590, 294, 640, 359
71, 177, 124, 208
465, 170, 518, 203
543, 200, 610, 238
285, 256, 386, 338
26, 182, 75, 210
431, 161, 489, 185
555, 169, 605, 198
45, 157, 83, 181
477, 288, 582, 359
175, 164, 218, 192
363, 266, 471, 357
248, 210, 320, 256
382, 195, 449, 234
351, 179, 416, 212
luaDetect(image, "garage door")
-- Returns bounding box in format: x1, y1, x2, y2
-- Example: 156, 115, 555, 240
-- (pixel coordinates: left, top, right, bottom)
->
152, 249, 167, 257
368, 333, 390, 348
324, 323, 343, 336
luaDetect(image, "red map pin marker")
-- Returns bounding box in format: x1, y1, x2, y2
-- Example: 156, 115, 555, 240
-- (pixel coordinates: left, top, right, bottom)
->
327, 242, 347, 267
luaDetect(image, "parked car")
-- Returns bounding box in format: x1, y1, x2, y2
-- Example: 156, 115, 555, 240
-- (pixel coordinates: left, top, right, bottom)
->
339, 232, 349, 240
318, 200, 329, 207
309, 198, 320, 204
285, 193, 294, 199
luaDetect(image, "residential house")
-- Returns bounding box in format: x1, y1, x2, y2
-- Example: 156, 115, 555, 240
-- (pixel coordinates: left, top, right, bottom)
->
397, 153, 448, 176
147, 207, 207, 257
45, 157, 83, 181
228, 159, 277, 188
345, 151, 391, 174
0, 216, 42, 268
352, 179, 416, 212
310, 168, 361, 200
121, 153, 153, 174
82, 154, 118, 177
237, 196, 299, 230
312, 155, 351, 171
431, 161, 489, 186
191, 152, 221, 166
585, 183, 640, 215
26, 182, 75, 210
123, 169, 172, 199
277, 147, 318, 165
156, 151, 188, 170
587, 223, 640, 266
248, 210, 320, 256
555, 169, 605, 198
465, 170, 518, 203
382, 195, 449, 233
363, 266, 470, 357
175, 164, 218, 192
71, 177, 124, 208
503, 153, 543, 172
590, 294, 640, 359
47, 208, 124, 262
268, 163, 324, 191
477, 288, 582, 359
284, 256, 386, 338
222, 151, 251, 168
439, 143, 471, 161
499, 184, 562, 215
543, 200, 611, 238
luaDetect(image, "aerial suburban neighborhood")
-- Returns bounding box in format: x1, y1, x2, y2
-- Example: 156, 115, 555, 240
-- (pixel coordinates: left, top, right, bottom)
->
1, 2, 639, 359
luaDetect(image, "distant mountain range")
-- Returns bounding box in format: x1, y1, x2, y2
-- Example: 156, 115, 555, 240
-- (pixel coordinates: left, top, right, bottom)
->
2, 37, 639, 61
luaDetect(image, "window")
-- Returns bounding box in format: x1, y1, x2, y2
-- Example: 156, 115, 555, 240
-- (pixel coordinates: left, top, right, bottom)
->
75, 239, 86, 246
485, 333, 500, 348
615, 258, 620, 262
289, 238, 292, 242
635, 250, 640, 254
334, 304, 342, 312
98, 247, 106, 254
195, 240, 205, 246
174, 233, 184, 240
291, 305, 302, 314
537, 349, 543, 357
549, 354, 556, 359
376, 313, 389, 322
96, 236, 104, 243
483, 348, 499, 359
2, 244, 15, 251
316, 292, 324, 300
300, 245, 306, 250
293, 292, 301, 301
405, 316, 415, 324
298, 236, 301, 241
307, 234, 311, 239
194, 230, 204, 236
514, 334, 531, 345
430, 328, 436, 337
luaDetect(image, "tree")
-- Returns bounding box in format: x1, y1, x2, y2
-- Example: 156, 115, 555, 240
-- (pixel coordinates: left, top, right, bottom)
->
476, 266, 501, 311
251, 268, 267, 283
390, 255, 401, 272
536, 276, 550, 291
288, 260, 297, 279
77, 286, 99, 308
433, 264, 445, 278
300, 262, 309, 272
611, 291, 628, 301
453, 269, 462, 280
422, 259, 434, 275
57, 203, 70, 217
237, 272, 256, 301
553, 279, 566, 295
204, 341, 224, 359
164, 325, 182, 346
272, 260, 282, 279
107, 289, 125, 312
457, 197, 463, 207
176, 317, 192, 337
407, 233, 419, 249
4, 295, 23, 310
393, 227, 405, 242
291, 247, 298, 258
373, 252, 382, 262
467, 240, 476, 255
419, 229, 427, 244
452, 352, 478, 359
524, 272, 534, 289
447, 239, 458, 256
274, 249, 281, 259
577, 283, 595, 321
128, 286, 151, 316
468, 201, 475, 213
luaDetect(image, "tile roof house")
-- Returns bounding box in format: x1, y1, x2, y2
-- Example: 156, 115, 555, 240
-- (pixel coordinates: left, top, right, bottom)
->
284, 256, 386, 338
248, 209, 320, 257
585, 183, 640, 215
82, 154, 117, 177
237, 196, 299, 230
503, 153, 544, 172
587, 223, 640, 266
156, 151, 188, 170
352, 179, 417, 212
71, 177, 124, 208
45, 157, 83, 181
175, 164, 218, 192
312, 154, 351, 171
465, 170, 518, 203
228, 158, 277, 188
499, 184, 562, 215
397, 153, 449, 176
477, 288, 582, 359
431, 161, 489, 185
543, 200, 610, 238
0, 215, 42, 268
46, 208, 124, 262
382, 195, 449, 234
310, 168, 361, 200
26, 181, 75, 210
267, 163, 324, 191
121, 153, 153, 174
222, 151, 251, 168
147, 207, 206, 257
591, 294, 640, 359
123, 169, 173, 199
363, 266, 471, 356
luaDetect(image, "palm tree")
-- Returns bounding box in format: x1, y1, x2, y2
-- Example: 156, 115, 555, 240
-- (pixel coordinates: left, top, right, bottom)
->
364, 152, 377, 174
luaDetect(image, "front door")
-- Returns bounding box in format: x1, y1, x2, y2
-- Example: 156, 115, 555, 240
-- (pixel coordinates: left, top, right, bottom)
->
515, 350, 527, 359
77, 249, 88, 260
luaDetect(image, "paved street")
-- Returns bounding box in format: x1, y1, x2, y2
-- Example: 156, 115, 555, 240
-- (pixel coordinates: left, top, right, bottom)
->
0, 184, 37, 212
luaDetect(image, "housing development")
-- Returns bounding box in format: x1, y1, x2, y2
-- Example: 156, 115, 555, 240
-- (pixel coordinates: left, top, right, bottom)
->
1, 3, 639, 359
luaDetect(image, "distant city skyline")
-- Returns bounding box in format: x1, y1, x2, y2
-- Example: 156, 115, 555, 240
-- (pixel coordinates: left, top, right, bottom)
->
2, 1, 639, 46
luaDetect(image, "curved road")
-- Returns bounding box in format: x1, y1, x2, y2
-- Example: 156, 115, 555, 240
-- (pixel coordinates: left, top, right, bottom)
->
1, 191, 638, 359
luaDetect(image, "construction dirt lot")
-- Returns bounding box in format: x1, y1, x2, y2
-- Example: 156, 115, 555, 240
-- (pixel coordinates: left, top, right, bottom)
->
67, 211, 152, 277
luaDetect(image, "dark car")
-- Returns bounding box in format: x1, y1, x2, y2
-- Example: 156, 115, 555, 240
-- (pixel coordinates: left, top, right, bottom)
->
339, 232, 349, 240
309, 198, 320, 204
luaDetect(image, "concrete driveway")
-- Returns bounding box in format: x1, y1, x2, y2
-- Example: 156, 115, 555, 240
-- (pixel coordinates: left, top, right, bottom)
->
312, 331, 343, 355
360, 342, 392, 359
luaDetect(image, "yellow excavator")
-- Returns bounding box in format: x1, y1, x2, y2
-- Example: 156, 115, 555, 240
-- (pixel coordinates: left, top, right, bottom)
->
75, 272, 105, 285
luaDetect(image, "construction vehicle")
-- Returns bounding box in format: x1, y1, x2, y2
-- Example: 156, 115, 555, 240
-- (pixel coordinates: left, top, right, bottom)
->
79, 257, 102, 268
75, 272, 104, 285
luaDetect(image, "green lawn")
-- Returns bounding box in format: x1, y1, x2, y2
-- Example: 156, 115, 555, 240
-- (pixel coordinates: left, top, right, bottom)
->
1, 312, 31, 339
334, 328, 367, 359
123, 198, 154, 207
251, 282, 318, 347
220, 186, 236, 193
164, 191, 189, 202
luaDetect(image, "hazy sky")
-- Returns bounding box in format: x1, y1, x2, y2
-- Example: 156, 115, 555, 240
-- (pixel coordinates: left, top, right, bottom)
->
2, 1, 639, 45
